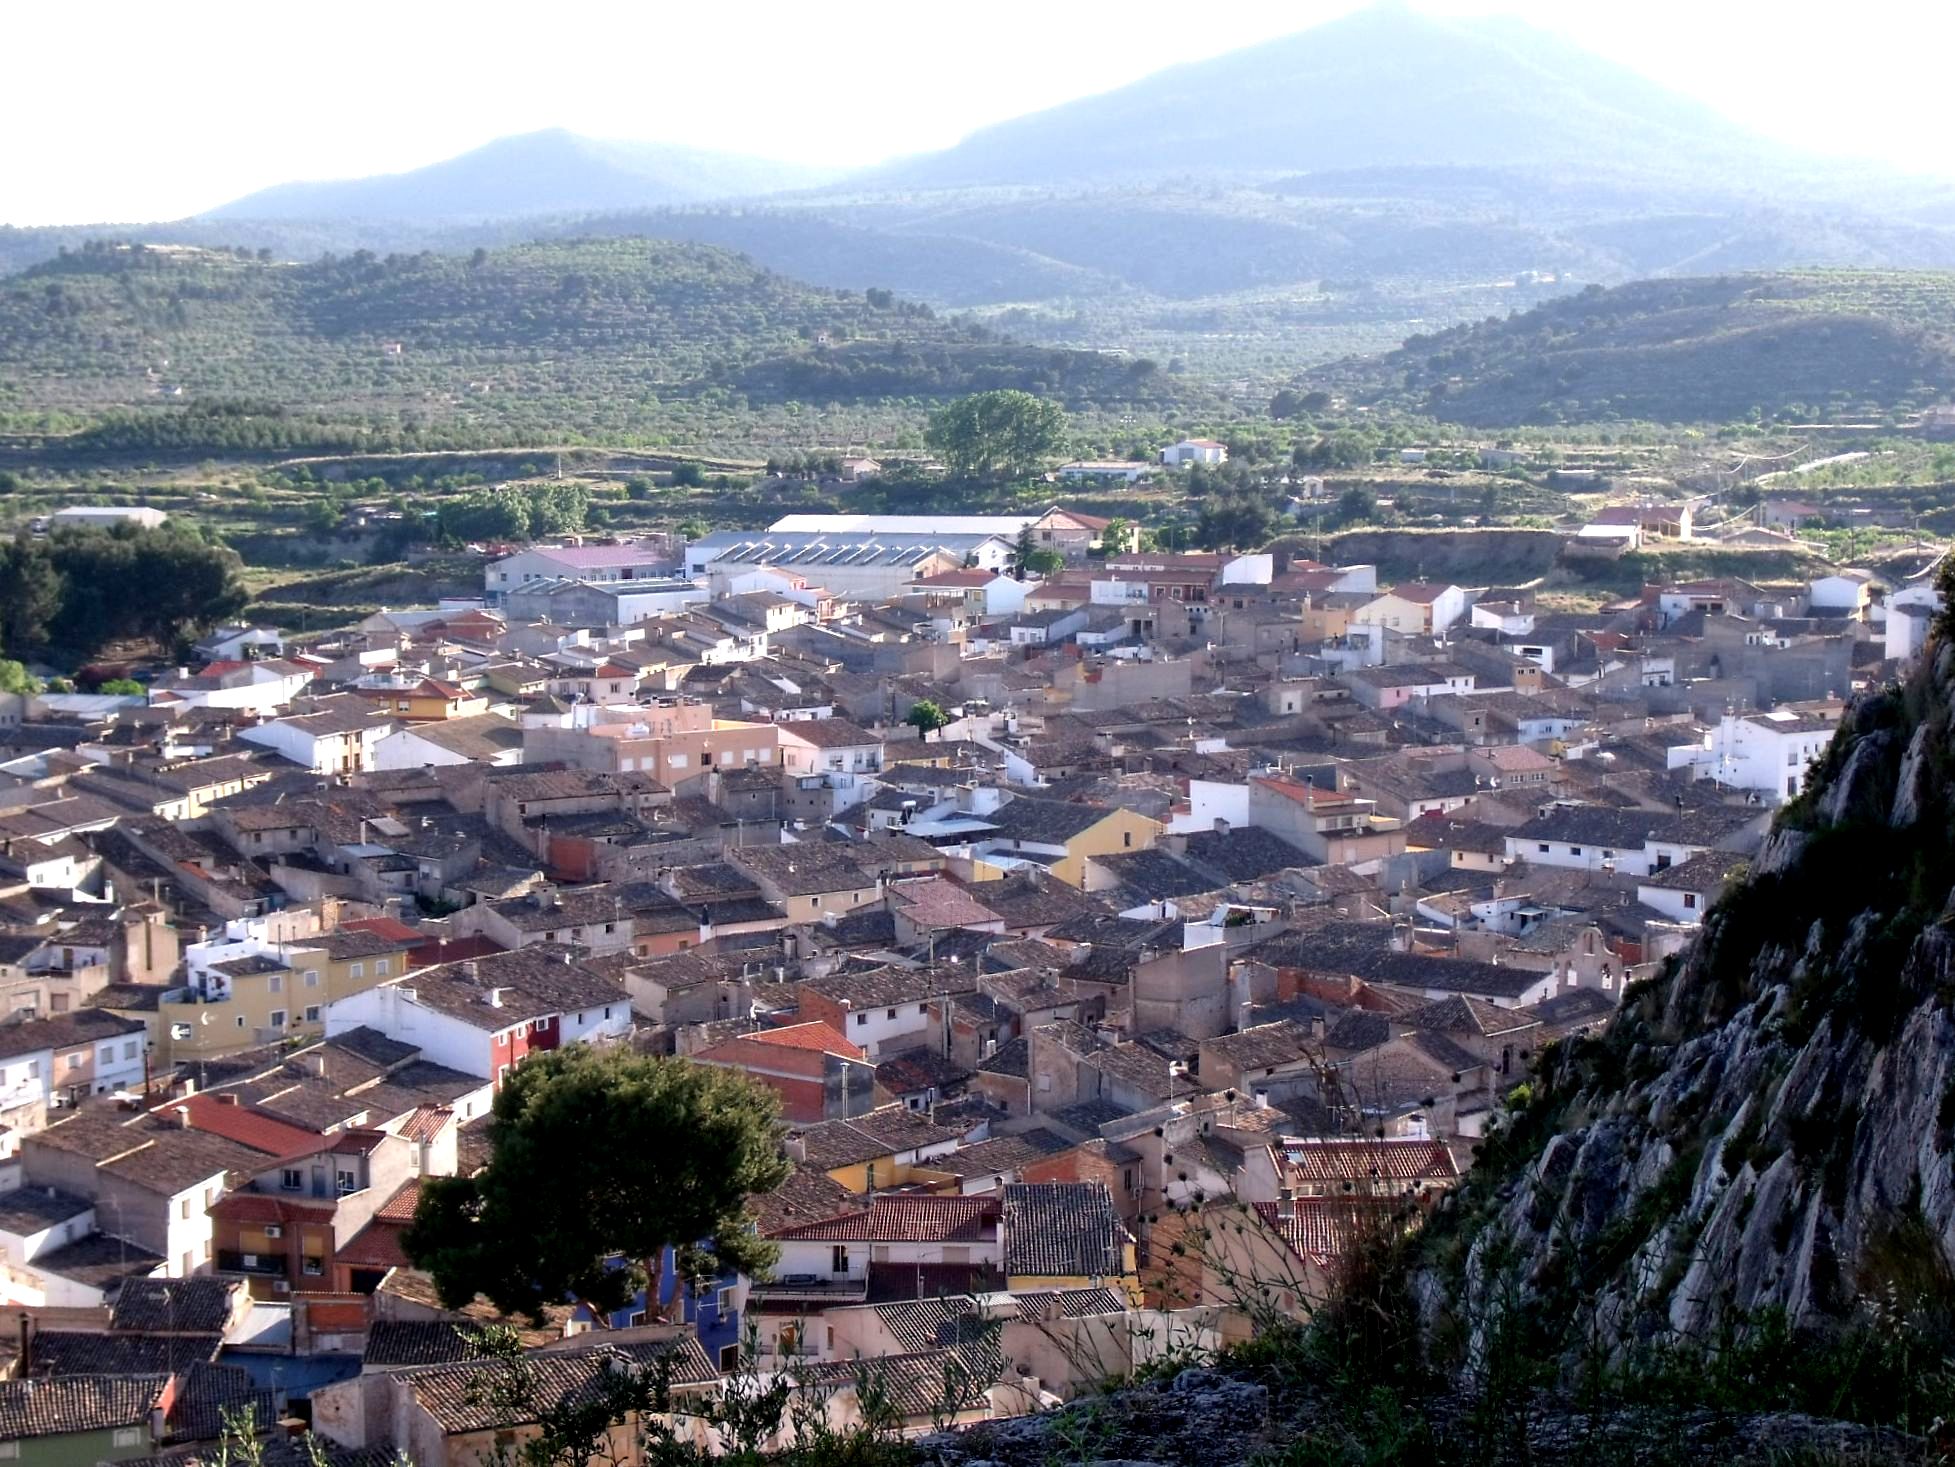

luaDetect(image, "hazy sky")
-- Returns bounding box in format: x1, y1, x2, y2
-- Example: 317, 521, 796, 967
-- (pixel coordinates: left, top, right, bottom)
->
8, 0, 1953, 225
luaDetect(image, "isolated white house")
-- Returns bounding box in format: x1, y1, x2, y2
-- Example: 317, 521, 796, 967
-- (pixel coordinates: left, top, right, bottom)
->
1160, 439, 1228, 467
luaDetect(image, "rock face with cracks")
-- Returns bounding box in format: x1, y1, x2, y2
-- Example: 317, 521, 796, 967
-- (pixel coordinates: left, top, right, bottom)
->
1419, 641, 1955, 1379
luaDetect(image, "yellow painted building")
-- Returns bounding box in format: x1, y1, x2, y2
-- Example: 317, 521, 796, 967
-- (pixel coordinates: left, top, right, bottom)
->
141, 929, 416, 1065
1048, 808, 1163, 888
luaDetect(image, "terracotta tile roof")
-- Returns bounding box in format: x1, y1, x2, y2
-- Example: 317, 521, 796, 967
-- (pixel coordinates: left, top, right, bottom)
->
172, 1094, 322, 1156
0, 1373, 168, 1439
111, 1277, 237, 1334
1003, 1182, 1127, 1278
1253, 1197, 1399, 1268
335, 1218, 411, 1272
375, 1178, 424, 1224
751, 1021, 865, 1060
393, 1106, 453, 1144
768, 1194, 1000, 1243
1272, 1136, 1459, 1187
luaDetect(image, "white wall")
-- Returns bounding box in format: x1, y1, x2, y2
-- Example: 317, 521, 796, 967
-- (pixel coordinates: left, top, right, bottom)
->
1169, 780, 1251, 835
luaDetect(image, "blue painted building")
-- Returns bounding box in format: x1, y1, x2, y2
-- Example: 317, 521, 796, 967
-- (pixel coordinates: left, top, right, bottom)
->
570, 1245, 743, 1369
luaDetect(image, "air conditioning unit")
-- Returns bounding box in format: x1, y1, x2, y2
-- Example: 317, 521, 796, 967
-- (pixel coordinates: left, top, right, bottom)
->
264, 1225, 282, 1240
273, 1279, 291, 1294
241, 1253, 259, 1269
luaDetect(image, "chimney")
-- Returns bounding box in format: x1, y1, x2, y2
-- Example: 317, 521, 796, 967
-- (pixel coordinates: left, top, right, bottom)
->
1254, 1089, 1270, 1111
173, 1106, 192, 1129
1212, 817, 1230, 835
17, 1313, 30, 1378
487, 987, 506, 1008
314, 1052, 329, 1078
217, 1093, 240, 1107
461, 959, 480, 984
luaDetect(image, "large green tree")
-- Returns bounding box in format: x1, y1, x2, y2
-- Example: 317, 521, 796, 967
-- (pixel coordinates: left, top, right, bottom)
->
0, 535, 64, 652
926, 390, 1066, 479
403, 1047, 789, 1323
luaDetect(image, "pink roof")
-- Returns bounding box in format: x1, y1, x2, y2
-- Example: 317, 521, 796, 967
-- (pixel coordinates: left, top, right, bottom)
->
538, 545, 668, 569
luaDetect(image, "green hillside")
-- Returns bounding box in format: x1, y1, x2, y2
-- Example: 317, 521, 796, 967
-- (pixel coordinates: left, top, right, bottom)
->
0, 239, 1193, 452
1312, 271, 1955, 426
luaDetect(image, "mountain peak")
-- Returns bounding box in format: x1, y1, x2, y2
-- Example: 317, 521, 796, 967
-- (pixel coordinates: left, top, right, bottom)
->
202, 130, 831, 222
884, 6, 1782, 189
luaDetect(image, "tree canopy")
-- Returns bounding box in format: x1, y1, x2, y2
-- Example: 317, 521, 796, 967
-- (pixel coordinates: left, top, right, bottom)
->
926, 390, 1067, 478
0, 527, 244, 658
402, 1047, 789, 1323
905, 698, 951, 735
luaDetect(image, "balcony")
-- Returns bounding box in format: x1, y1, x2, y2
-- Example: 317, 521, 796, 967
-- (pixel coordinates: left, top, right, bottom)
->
218, 1250, 288, 1277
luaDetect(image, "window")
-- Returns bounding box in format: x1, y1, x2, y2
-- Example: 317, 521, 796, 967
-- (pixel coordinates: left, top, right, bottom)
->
831, 1245, 849, 1274
336, 1170, 358, 1194
1683, 894, 1698, 910
1123, 830, 1133, 848
66, 1053, 81, 1072
113, 1427, 144, 1448
719, 1343, 740, 1373
180, 1199, 192, 1220
305, 1005, 321, 1023
268, 974, 282, 994
281, 1169, 303, 1191
603, 1006, 612, 1020
630, 1310, 648, 1326
1570, 846, 1583, 857
1538, 843, 1550, 854
304, 970, 320, 987
204, 1186, 215, 1209
303, 1257, 324, 1276
348, 963, 364, 979
886, 1008, 897, 1020
375, 959, 389, 977
268, 1010, 287, 1029
1788, 748, 1799, 766
236, 1015, 247, 1029
854, 1013, 867, 1027
717, 1285, 735, 1314
123, 1040, 138, 1061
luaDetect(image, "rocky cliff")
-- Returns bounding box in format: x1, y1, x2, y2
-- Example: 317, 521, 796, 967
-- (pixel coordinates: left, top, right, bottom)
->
1423, 639, 1955, 1420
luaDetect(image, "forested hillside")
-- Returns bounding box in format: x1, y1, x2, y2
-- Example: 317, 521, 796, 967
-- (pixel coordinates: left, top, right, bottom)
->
1312, 271, 1955, 424
0, 239, 1194, 452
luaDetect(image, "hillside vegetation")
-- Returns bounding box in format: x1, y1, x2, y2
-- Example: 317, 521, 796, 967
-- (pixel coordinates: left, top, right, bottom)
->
0, 239, 1193, 452
1315, 271, 1955, 424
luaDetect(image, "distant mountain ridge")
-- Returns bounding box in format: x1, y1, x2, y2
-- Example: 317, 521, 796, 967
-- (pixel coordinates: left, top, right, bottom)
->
876, 6, 1795, 190
204, 129, 836, 220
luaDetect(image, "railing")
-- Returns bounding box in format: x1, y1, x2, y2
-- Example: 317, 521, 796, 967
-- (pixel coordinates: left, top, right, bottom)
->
217, 1250, 287, 1277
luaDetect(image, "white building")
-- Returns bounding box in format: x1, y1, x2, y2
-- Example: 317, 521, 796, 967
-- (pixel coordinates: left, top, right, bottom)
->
768, 513, 1037, 538
1690, 710, 1837, 804
149, 659, 315, 715
372, 714, 525, 770
49, 505, 169, 531
1886, 590, 1942, 665
193, 625, 286, 662
239, 697, 394, 775
1058, 461, 1152, 484
485, 542, 675, 603
686, 531, 1013, 599
1808, 570, 1874, 616
1160, 439, 1228, 467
